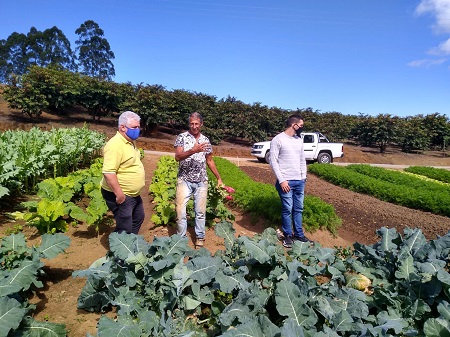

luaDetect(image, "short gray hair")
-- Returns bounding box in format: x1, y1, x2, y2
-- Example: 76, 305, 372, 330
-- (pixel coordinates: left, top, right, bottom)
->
118, 111, 140, 128
188, 112, 203, 124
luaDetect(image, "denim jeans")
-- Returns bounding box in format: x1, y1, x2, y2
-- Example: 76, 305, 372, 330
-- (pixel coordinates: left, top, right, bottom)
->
101, 188, 145, 235
275, 179, 306, 238
175, 179, 208, 239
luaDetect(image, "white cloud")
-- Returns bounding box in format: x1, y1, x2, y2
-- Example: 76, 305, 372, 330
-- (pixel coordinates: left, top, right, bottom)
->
415, 0, 450, 66
416, 0, 450, 33
407, 58, 447, 67
428, 37, 450, 54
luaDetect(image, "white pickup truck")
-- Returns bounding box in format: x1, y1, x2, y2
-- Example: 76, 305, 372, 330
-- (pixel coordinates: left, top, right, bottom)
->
250, 132, 344, 164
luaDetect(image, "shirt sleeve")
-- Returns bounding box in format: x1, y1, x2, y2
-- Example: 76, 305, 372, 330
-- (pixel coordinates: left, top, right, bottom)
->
269, 137, 285, 183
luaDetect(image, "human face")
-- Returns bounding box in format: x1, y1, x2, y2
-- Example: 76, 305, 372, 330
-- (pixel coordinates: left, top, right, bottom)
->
292, 120, 304, 130
120, 119, 141, 140
188, 118, 203, 137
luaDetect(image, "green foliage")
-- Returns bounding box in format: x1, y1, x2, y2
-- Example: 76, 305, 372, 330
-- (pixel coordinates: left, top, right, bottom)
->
405, 165, 450, 184
351, 114, 399, 153
0, 26, 76, 83
309, 163, 450, 216
396, 116, 430, 152
213, 157, 342, 235
0, 233, 70, 336
0, 126, 105, 199
149, 156, 235, 227
75, 20, 115, 80
3, 72, 48, 118
9, 159, 108, 233
3, 59, 450, 153
74, 226, 450, 336
149, 156, 178, 226
77, 76, 122, 120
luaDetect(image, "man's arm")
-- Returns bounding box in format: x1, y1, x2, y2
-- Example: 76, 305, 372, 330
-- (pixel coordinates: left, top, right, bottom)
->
174, 142, 210, 161
103, 173, 126, 204
206, 153, 223, 186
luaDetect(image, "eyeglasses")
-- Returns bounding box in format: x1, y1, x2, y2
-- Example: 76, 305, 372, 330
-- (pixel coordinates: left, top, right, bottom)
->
125, 125, 141, 130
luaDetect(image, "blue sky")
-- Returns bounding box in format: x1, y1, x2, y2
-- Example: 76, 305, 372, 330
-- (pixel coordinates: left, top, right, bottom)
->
2, 0, 450, 118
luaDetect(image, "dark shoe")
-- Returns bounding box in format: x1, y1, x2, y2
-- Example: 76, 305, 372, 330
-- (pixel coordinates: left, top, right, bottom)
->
293, 235, 313, 243
282, 236, 293, 248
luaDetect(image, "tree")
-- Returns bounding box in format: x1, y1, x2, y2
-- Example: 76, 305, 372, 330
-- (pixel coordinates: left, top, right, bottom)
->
351, 114, 398, 153
119, 83, 169, 133
422, 112, 450, 150
27, 26, 77, 71
75, 20, 115, 80
396, 116, 430, 153
0, 32, 28, 83
0, 27, 76, 83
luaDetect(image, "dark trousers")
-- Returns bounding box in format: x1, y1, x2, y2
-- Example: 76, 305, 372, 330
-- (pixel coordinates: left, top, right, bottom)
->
101, 188, 145, 235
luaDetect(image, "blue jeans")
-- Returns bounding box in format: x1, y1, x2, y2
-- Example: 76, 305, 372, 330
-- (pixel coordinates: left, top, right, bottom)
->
275, 179, 306, 238
101, 188, 145, 235
175, 179, 208, 239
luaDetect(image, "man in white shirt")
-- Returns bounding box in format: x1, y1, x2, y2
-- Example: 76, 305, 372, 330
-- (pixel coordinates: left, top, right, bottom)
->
270, 114, 311, 248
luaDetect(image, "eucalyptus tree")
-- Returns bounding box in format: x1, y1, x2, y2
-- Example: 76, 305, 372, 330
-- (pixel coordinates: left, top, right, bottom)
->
0, 27, 76, 83
0, 32, 28, 83
75, 20, 115, 80
26, 26, 77, 71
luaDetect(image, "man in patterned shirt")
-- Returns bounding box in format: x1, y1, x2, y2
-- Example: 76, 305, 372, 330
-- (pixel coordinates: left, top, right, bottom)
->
174, 112, 223, 247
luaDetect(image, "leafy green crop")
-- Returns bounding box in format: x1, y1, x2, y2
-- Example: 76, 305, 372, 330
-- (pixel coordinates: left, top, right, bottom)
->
74, 226, 450, 336
9, 159, 108, 233
213, 157, 342, 235
309, 163, 450, 217
405, 165, 450, 184
149, 156, 235, 228
0, 233, 70, 336
0, 125, 105, 199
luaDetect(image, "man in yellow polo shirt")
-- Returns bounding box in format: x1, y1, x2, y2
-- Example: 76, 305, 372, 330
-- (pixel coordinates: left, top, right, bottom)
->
101, 111, 145, 234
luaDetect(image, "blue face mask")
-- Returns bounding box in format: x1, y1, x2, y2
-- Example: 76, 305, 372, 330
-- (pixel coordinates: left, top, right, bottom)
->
125, 127, 140, 140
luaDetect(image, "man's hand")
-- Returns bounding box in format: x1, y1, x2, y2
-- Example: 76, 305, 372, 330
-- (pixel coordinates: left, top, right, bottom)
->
193, 142, 210, 153
280, 181, 290, 193
116, 193, 126, 204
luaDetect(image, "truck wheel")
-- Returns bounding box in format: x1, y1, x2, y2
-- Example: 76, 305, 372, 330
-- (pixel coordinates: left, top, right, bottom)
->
265, 150, 270, 164
317, 153, 332, 164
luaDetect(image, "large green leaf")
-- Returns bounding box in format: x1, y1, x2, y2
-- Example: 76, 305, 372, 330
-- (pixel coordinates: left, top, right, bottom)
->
214, 220, 235, 250
16, 317, 67, 337
36, 233, 71, 259
0, 297, 27, 337
0, 232, 28, 254
215, 267, 251, 293
186, 256, 221, 285
0, 259, 41, 296
97, 316, 142, 337
238, 236, 271, 264
109, 232, 138, 260
275, 280, 318, 328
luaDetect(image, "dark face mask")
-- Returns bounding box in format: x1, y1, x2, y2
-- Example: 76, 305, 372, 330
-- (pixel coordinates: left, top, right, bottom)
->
295, 126, 303, 137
